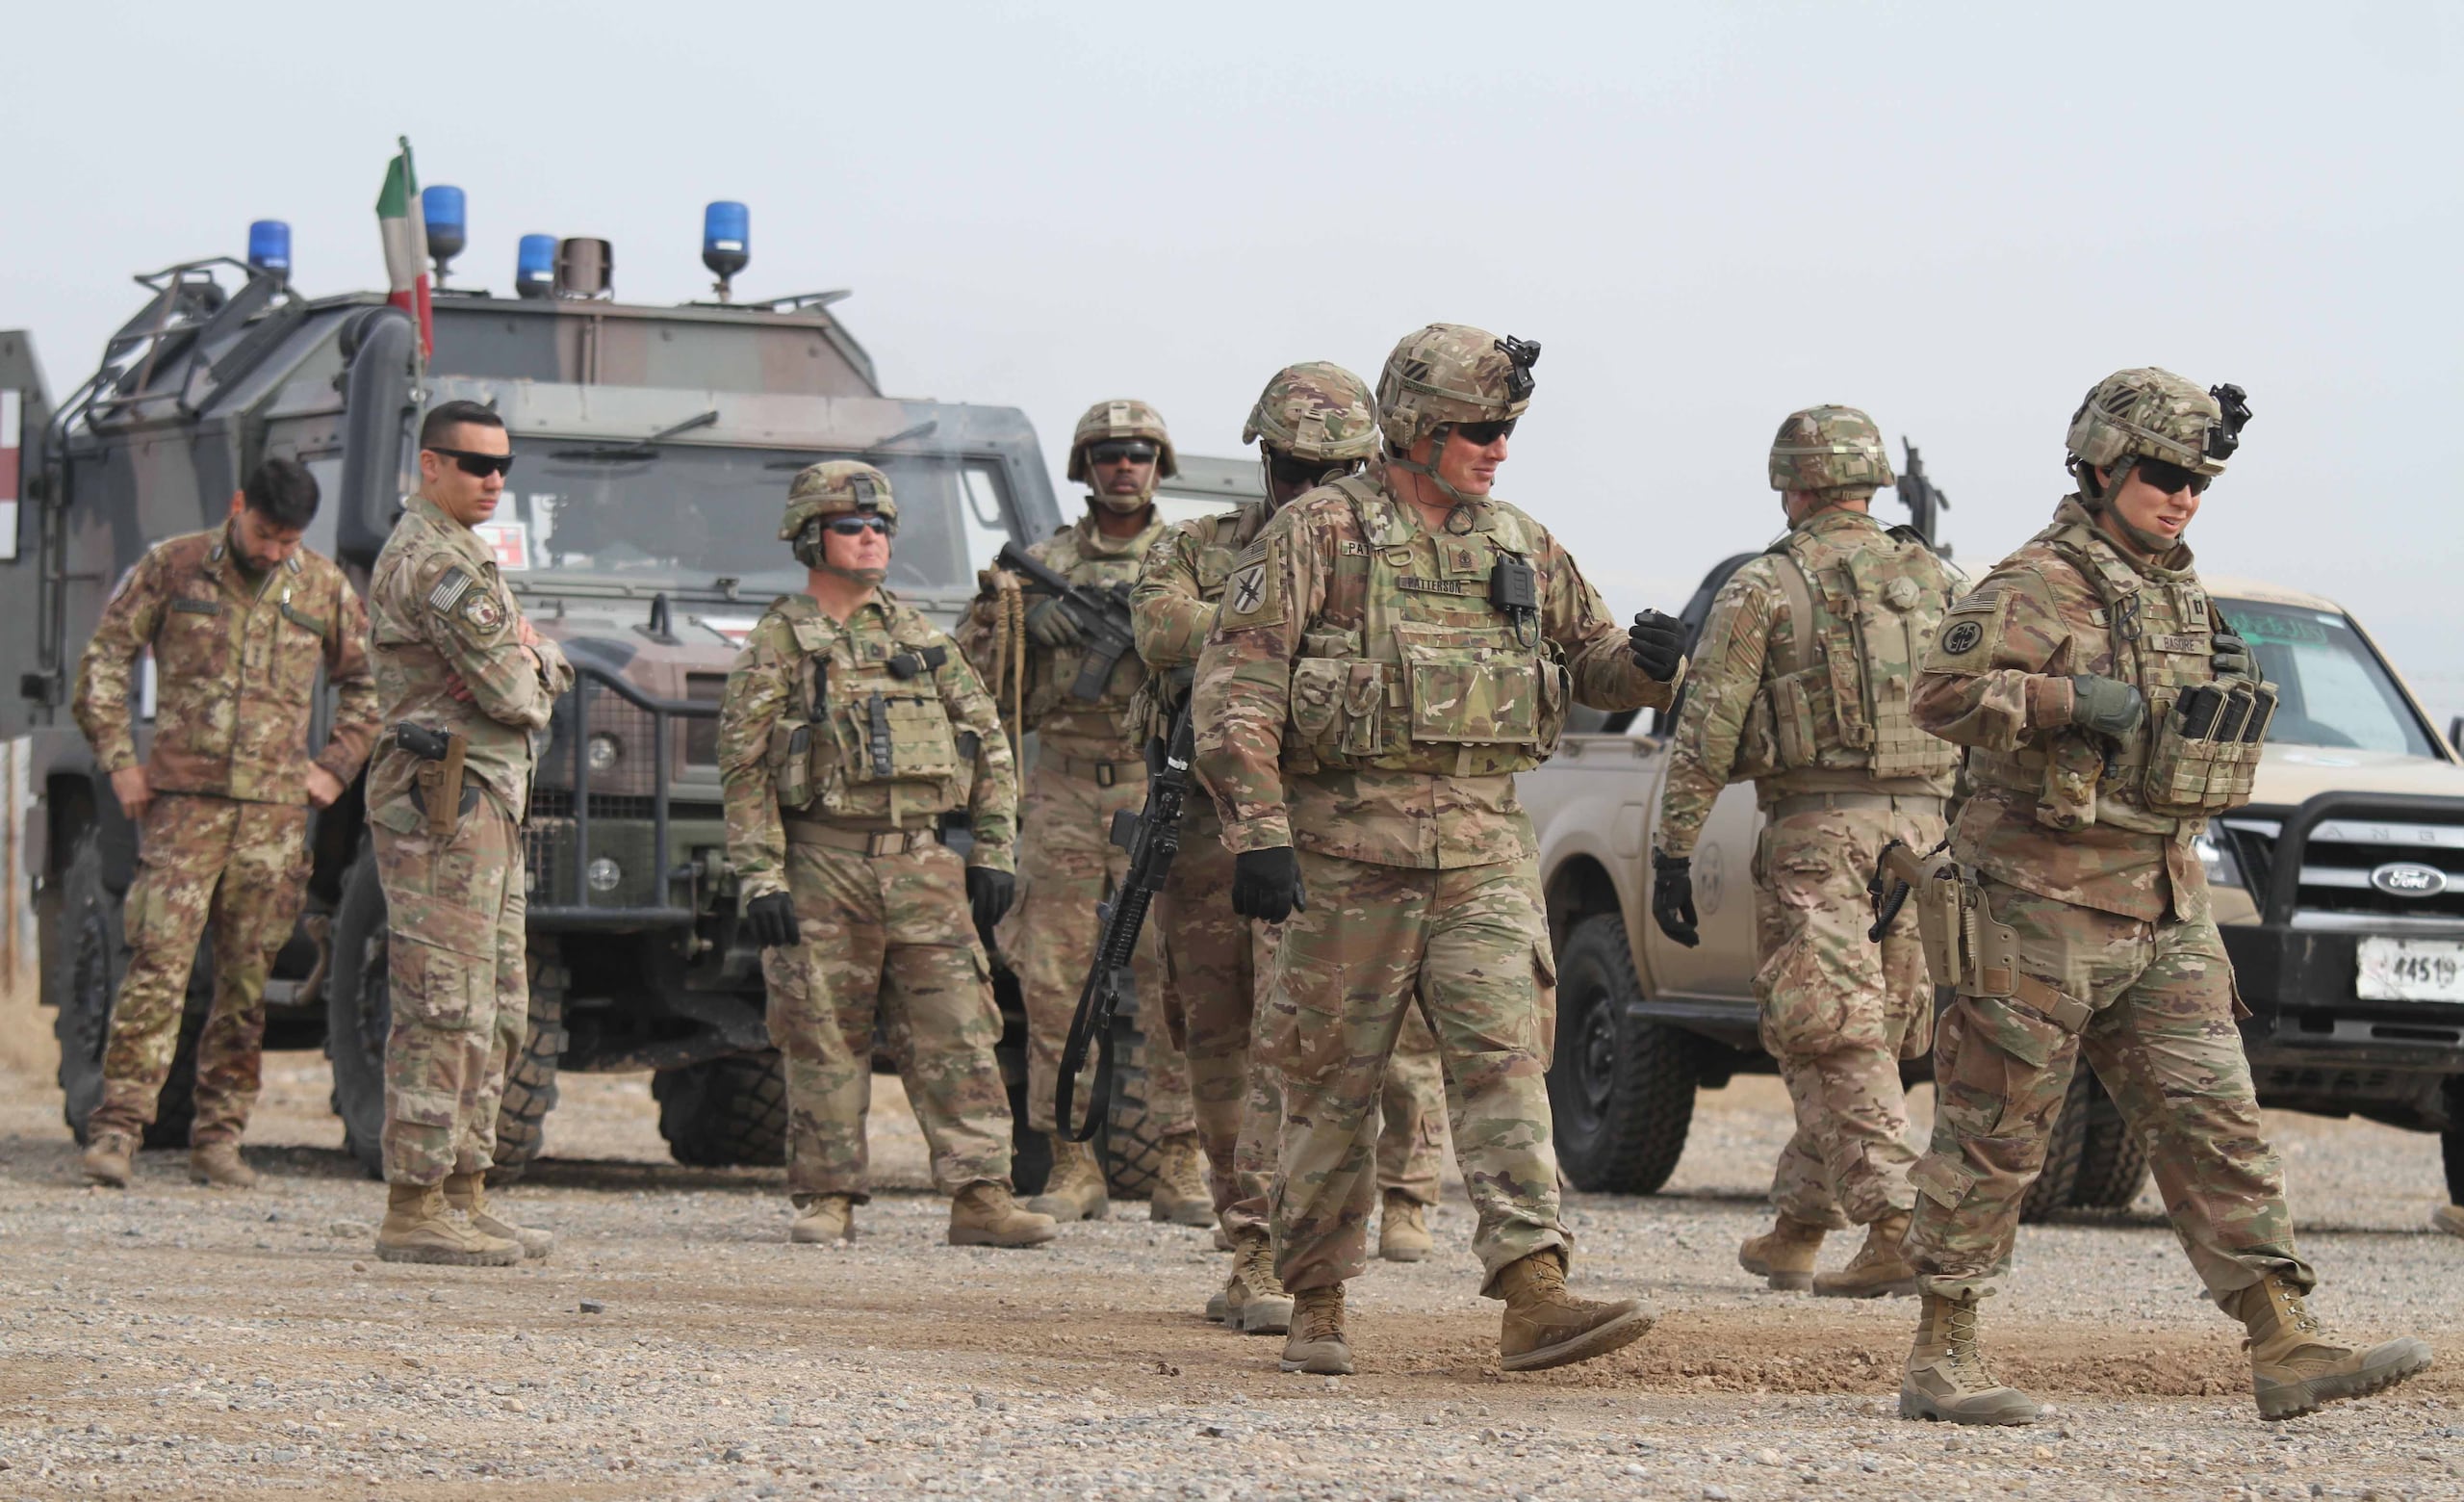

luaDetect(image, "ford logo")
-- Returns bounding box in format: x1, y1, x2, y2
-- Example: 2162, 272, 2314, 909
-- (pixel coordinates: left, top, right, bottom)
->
2369, 862, 2451, 899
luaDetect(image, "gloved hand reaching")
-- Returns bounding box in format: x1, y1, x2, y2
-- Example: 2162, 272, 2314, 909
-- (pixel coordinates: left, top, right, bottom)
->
1628, 609, 1685, 683
2068, 674, 2147, 738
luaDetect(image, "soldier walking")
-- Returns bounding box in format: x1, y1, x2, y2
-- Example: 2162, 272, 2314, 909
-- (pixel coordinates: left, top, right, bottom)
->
1191, 324, 1689, 1375
1900, 368, 2432, 1423
718, 462, 1054, 1249
1652, 407, 1958, 1298
959, 401, 1209, 1226
72, 458, 378, 1189
363, 401, 571, 1266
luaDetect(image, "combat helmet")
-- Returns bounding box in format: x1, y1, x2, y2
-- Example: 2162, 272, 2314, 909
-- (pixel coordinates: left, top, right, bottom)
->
2065, 367, 2250, 487
1244, 362, 1378, 463
1375, 324, 1539, 506
1066, 398, 1177, 512
782, 460, 897, 568
1769, 405, 1893, 495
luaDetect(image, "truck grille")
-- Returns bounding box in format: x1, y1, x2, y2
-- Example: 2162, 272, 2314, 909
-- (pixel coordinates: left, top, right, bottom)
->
2224, 813, 2464, 926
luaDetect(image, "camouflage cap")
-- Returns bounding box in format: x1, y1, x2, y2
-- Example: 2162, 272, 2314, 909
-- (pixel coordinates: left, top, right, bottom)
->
2066, 367, 2228, 479
1768, 405, 1893, 493
781, 460, 898, 540
1374, 324, 1537, 453
1242, 362, 1378, 463
1065, 399, 1179, 482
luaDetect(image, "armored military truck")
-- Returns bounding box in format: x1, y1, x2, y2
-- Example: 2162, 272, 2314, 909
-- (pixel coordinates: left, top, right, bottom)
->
0, 220, 1081, 1179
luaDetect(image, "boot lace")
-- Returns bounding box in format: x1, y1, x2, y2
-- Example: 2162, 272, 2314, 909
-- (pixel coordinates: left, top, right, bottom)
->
1296, 1288, 1345, 1343
2270, 1281, 2323, 1336
1240, 1241, 1287, 1298
1944, 1301, 1996, 1386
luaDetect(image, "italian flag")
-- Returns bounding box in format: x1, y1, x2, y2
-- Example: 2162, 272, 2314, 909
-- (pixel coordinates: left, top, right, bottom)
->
375, 137, 433, 357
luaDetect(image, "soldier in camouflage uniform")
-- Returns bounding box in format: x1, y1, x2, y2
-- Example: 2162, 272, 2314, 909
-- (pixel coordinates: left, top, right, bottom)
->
719, 461, 1054, 1250
364, 401, 574, 1266
1192, 324, 1689, 1375
1653, 407, 1959, 1300
73, 458, 378, 1190
959, 400, 1207, 1227
1900, 368, 2432, 1423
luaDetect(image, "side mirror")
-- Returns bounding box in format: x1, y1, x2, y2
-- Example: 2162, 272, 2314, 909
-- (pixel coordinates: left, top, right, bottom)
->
336, 307, 419, 566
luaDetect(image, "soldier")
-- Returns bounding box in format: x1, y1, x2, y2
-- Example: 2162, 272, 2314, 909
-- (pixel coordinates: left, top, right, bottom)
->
1191, 324, 1689, 1375
1131, 363, 1455, 1334
1901, 368, 2433, 1423
72, 458, 379, 1189
718, 461, 1054, 1249
958, 400, 1207, 1227
1652, 406, 1959, 1299
363, 401, 573, 1266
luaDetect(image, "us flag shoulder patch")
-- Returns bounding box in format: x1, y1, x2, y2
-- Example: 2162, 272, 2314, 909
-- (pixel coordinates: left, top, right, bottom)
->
428, 567, 474, 613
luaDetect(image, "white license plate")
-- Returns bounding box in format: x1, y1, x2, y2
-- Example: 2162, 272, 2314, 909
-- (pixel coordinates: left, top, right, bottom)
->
2354, 937, 2464, 1002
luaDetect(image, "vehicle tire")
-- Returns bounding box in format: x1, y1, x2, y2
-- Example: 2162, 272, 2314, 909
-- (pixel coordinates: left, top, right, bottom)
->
2442, 1076, 2464, 1205
1100, 1015, 1166, 1201
487, 942, 567, 1184
1546, 913, 1697, 1195
2066, 1070, 2150, 1209
2017, 1066, 2092, 1223
54, 828, 125, 1145
653, 1051, 789, 1167
324, 845, 390, 1179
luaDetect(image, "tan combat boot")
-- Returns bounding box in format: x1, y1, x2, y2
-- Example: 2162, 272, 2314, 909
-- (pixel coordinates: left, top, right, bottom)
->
1280, 1284, 1353, 1374
2232, 1272, 2434, 1421
1378, 1190, 1433, 1263
444, 1172, 552, 1258
1737, 1211, 1828, 1291
1495, 1248, 1655, 1372
81, 1130, 135, 1188
1149, 1132, 1214, 1227
948, 1182, 1059, 1248
1899, 1292, 2042, 1424
374, 1182, 522, 1267
189, 1142, 259, 1189
1029, 1134, 1110, 1222
1813, 1211, 1918, 1299
789, 1194, 856, 1244
2433, 1204, 2464, 1239
1224, 1233, 1294, 1335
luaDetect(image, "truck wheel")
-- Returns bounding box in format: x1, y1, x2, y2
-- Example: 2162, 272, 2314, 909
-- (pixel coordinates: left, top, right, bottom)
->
324, 846, 390, 1179
487, 943, 567, 1184
1101, 1015, 1166, 1201
2066, 1071, 2150, 1209
653, 1051, 789, 1167
53, 829, 123, 1145
2443, 1076, 2464, 1205
1546, 913, 1696, 1195
2017, 1066, 2093, 1222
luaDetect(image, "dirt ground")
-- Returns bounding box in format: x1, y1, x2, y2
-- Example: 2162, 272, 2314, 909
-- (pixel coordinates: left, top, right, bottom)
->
2, 997, 2459, 1501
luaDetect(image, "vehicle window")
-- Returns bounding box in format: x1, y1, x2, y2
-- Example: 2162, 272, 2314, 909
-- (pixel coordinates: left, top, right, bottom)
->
2216, 599, 2435, 758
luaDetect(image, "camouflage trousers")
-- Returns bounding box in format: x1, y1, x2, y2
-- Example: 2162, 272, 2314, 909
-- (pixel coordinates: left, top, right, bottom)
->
1263, 849, 1560, 1295
999, 759, 1193, 1137
1752, 802, 1940, 1228
1156, 810, 1450, 1242
90, 794, 310, 1147
373, 794, 528, 1185
761, 833, 1013, 1199
1907, 872, 2314, 1308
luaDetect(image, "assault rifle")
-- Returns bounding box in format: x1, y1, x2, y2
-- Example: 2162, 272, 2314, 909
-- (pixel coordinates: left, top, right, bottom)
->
1055, 698, 1197, 1140
993, 540, 1138, 701
1895, 438, 1951, 555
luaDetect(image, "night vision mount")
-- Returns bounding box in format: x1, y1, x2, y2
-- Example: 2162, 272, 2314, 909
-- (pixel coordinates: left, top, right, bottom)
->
2206, 383, 2251, 462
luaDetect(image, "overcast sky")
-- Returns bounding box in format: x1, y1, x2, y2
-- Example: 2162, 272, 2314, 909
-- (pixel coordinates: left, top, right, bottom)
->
5, 1, 2458, 723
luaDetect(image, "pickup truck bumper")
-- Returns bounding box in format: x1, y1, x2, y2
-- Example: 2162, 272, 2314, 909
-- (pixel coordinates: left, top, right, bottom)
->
2224, 923, 2464, 1131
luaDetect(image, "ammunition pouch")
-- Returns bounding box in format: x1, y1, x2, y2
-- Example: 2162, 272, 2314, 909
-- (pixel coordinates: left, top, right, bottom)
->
770, 719, 816, 810
1281, 624, 1560, 778
2142, 681, 2275, 816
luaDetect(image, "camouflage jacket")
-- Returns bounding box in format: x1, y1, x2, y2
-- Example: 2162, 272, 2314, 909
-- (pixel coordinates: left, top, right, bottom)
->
958, 511, 1163, 761
1659, 508, 1960, 857
1192, 462, 1682, 869
365, 495, 574, 827
73, 523, 379, 803
719, 591, 1016, 903
1912, 496, 2219, 922
1131, 502, 1270, 673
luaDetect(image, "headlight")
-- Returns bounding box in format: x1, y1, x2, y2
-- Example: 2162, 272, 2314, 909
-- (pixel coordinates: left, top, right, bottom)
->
587, 733, 622, 773
2194, 830, 2244, 889
586, 857, 624, 893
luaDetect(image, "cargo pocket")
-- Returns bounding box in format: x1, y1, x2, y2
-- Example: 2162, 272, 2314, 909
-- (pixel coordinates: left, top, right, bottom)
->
1908, 1152, 1978, 1211
388, 932, 484, 1032
1938, 993, 2073, 1141
1258, 940, 1348, 1088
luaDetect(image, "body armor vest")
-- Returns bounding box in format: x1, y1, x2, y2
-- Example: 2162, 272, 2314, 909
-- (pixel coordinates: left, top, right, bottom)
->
769, 605, 972, 823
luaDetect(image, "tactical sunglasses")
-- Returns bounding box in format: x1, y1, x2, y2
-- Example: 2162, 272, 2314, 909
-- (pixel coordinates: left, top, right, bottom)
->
1451, 419, 1518, 446
1267, 452, 1333, 489
2134, 457, 2211, 497
825, 515, 893, 535
1089, 440, 1158, 466
426, 446, 515, 479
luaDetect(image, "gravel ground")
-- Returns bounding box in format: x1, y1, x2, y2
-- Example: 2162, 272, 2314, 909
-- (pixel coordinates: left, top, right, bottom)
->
2, 1041, 2459, 1501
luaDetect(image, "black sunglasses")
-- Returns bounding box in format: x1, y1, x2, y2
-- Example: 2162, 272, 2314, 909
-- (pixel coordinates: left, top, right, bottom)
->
1267, 452, 1333, 489
2135, 458, 2211, 497
1451, 419, 1517, 446
825, 515, 893, 535
426, 446, 515, 479
1089, 440, 1158, 466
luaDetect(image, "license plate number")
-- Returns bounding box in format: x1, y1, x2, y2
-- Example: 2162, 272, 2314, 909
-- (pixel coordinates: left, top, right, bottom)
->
2354, 937, 2464, 1002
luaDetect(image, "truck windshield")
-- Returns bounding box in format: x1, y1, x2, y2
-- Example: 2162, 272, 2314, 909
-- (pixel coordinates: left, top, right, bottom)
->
481, 445, 1016, 595
2216, 598, 2438, 758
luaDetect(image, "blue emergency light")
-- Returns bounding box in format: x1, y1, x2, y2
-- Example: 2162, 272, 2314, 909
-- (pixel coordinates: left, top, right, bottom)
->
247, 220, 291, 277
516, 233, 557, 299
423, 185, 467, 284
703, 200, 749, 301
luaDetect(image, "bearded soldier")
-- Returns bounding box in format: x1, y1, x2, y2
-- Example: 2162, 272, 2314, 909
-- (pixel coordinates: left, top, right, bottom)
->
1192, 324, 1689, 1375
1654, 407, 1957, 1299
1899, 368, 2432, 1423
718, 462, 1053, 1250
1131, 363, 1455, 1336
958, 400, 1208, 1226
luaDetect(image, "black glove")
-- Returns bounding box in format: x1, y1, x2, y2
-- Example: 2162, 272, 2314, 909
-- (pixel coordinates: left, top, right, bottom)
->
1650, 849, 1699, 947
1231, 846, 1306, 923
2210, 633, 2256, 682
1025, 596, 1083, 648
2068, 673, 2147, 738
745, 892, 801, 948
1628, 609, 1685, 682
966, 867, 1015, 935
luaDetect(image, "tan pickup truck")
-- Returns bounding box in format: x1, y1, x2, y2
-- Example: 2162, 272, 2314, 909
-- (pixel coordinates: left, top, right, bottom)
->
1523, 559, 2464, 1221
